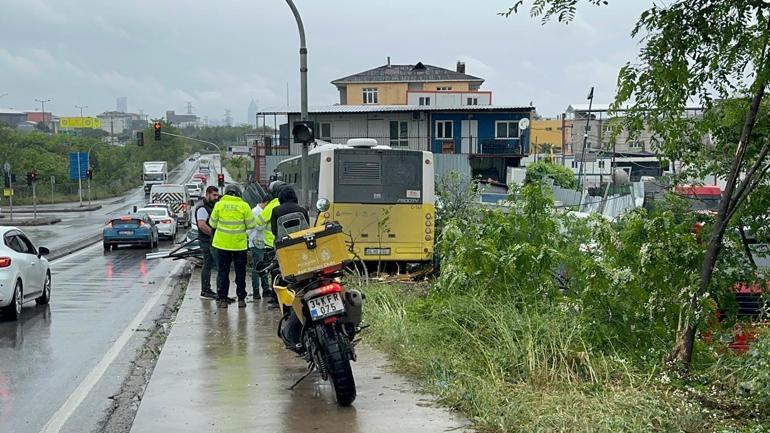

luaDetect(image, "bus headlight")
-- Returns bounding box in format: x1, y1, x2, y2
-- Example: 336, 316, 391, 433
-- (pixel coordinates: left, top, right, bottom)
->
425, 227, 431, 234
425, 220, 432, 227
425, 234, 432, 241
316, 198, 331, 212
425, 213, 432, 219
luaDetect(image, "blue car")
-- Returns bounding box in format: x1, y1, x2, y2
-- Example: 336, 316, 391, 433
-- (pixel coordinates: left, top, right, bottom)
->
103, 213, 159, 251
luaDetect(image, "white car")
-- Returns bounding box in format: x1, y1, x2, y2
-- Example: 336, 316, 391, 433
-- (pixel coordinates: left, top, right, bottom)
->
185, 182, 203, 201
0, 227, 51, 320
137, 207, 177, 239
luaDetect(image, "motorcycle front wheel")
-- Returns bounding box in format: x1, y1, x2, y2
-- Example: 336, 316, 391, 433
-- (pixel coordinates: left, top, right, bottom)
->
316, 324, 357, 406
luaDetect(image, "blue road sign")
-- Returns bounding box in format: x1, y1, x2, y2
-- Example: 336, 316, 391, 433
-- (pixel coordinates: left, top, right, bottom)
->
68, 152, 89, 180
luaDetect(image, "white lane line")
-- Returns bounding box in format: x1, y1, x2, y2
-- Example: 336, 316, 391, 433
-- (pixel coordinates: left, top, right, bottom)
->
39, 261, 185, 433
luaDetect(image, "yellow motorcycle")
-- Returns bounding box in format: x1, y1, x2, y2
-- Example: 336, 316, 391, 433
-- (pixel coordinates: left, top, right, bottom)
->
265, 215, 364, 406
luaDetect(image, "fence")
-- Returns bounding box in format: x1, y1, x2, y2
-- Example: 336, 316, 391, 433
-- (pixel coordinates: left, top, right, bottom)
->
3, 178, 139, 205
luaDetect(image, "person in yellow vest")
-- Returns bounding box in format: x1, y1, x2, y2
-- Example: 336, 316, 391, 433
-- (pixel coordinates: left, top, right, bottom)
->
254, 181, 285, 306
209, 184, 257, 308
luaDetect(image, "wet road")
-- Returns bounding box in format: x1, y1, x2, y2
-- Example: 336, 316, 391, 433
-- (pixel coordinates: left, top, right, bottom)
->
130, 272, 470, 433
0, 155, 214, 433
0, 243, 184, 433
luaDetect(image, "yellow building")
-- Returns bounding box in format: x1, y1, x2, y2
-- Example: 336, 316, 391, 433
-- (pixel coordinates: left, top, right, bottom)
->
530, 118, 565, 155
332, 60, 484, 105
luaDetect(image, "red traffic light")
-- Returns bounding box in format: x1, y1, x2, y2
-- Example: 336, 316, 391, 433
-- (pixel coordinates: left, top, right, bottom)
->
153, 122, 161, 130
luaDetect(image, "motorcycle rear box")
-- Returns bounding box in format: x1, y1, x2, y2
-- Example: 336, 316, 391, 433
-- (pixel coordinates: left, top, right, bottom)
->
275, 222, 347, 280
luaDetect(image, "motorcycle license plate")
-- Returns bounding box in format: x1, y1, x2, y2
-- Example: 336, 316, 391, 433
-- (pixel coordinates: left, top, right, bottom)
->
308, 293, 345, 320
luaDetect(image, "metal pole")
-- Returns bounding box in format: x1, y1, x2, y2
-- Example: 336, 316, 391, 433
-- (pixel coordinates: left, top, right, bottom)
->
51, 176, 54, 205
32, 181, 37, 219
285, 0, 311, 207
88, 177, 91, 205
77, 154, 83, 207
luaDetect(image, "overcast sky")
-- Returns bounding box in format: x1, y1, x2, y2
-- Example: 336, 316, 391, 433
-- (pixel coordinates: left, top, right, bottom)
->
0, 0, 651, 124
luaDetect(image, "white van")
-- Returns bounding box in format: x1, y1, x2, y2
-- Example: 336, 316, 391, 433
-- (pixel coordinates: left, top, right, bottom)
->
149, 184, 192, 228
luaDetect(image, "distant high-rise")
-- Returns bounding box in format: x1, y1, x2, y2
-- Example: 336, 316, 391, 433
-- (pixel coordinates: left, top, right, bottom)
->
116, 96, 128, 113
247, 99, 258, 126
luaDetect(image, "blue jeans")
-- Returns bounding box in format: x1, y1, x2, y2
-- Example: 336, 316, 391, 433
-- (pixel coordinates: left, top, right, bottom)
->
251, 247, 274, 295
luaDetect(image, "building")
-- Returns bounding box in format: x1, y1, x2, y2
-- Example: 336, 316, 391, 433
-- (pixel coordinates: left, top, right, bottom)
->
530, 117, 567, 155
166, 110, 200, 128
566, 103, 703, 155
0, 109, 28, 128
116, 96, 128, 113
247, 99, 258, 126
331, 59, 486, 105
26, 111, 53, 125
97, 111, 145, 136
258, 103, 533, 181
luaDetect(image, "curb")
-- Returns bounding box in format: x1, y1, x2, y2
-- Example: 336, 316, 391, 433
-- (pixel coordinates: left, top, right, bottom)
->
8, 205, 103, 213
48, 233, 103, 261
0, 217, 62, 226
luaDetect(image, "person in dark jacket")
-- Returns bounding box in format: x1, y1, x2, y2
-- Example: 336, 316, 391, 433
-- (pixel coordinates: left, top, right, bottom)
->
270, 187, 310, 238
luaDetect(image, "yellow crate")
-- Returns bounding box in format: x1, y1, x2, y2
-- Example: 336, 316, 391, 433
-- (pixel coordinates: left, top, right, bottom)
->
275, 222, 348, 280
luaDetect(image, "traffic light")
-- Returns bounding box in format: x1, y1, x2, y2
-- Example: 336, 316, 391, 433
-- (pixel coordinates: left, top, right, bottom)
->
86, 169, 93, 180
26, 171, 37, 186
153, 122, 162, 141
217, 173, 225, 188
137, 131, 144, 147
292, 121, 315, 144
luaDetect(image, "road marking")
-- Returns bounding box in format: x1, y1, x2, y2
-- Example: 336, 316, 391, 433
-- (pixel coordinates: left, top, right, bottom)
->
38, 261, 185, 433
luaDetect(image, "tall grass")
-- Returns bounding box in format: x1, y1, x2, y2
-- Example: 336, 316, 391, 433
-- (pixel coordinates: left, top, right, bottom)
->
363, 283, 755, 433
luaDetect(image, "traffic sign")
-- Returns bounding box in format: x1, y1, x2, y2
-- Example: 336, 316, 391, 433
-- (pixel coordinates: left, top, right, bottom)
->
68, 152, 89, 180
3, 188, 13, 197
60, 117, 102, 129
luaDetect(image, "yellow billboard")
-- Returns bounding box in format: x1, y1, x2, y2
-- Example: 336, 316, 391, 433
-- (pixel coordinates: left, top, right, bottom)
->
60, 117, 102, 129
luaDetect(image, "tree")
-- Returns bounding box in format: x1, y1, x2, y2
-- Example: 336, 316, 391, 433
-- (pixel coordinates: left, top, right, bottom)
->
507, 1, 770, 367
525, 161, 576, 189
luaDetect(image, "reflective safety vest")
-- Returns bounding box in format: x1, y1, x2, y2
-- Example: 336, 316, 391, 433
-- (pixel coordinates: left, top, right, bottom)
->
258, 198, 280, 248
209, 195, 257, 251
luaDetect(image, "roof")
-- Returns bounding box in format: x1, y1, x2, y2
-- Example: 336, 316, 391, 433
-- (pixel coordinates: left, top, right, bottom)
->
567, 103, 703, 112
259, 104, 533, 115
0, 108, 26, 115
331, 62, 484, 85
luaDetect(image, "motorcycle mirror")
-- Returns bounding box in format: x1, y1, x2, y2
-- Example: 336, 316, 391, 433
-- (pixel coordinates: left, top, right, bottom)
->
316, 198, 330, 212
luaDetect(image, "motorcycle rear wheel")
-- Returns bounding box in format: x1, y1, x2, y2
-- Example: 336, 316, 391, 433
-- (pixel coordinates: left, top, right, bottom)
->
317, 324, 356, 406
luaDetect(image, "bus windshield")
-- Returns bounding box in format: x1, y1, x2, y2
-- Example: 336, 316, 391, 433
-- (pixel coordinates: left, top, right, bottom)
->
334, 149, 423, 204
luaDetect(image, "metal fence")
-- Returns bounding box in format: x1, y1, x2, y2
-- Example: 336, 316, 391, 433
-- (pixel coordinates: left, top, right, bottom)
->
3, 178, 138, 205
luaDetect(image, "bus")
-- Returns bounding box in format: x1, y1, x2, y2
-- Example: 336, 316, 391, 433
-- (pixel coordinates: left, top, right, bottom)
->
274, 139, 435, 263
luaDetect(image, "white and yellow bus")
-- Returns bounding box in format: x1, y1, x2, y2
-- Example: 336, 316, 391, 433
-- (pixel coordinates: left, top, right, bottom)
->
274, 139, 435, 263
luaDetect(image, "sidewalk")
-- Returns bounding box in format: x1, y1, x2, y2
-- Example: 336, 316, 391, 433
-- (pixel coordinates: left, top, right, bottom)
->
130, 270, 470, 433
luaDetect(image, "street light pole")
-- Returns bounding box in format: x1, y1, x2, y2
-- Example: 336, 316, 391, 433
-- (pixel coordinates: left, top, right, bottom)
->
285, 0, 311, 207
35, 98, 51, 129
75, 105, 88, 135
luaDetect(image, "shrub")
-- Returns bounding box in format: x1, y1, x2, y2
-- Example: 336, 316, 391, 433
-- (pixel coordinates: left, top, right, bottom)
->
525, 160, 577, 189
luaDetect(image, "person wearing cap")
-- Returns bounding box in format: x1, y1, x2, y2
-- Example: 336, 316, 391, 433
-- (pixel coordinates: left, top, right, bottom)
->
209, 184, 257, 308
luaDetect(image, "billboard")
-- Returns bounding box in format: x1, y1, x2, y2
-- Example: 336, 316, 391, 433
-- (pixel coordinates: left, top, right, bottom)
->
60, 117, 102, 129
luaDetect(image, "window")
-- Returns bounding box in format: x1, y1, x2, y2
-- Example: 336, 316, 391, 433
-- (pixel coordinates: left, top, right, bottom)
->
389, 121, 409, 147
436, 120, 453, 139
466, 97, 478, 106
362, 88, 378, 104
598, 160, 606, 169
495, 121, 520, 139
628, 140, 643, 149
545, 127, 553, 131
319, 122, 332, 141
571, 161, 577, 168
418, 96, 431, 106
437, 86, 452, 91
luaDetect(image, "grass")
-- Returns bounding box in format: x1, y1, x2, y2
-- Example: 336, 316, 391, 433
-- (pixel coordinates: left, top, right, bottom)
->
360, 282, 768, 433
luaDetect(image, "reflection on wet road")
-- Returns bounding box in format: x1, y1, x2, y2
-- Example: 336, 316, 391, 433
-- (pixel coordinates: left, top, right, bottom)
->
0, 244, 181, 433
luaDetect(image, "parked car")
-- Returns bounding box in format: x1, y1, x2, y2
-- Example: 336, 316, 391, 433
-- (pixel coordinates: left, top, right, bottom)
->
137, 207, 177, 240
103, 213, 159, 250
149, 184, 192, 228
185, 182, 203, 201
0, 227, 51, 320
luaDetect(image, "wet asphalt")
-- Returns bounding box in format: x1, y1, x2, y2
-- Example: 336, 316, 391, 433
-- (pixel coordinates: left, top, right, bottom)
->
0, 158, 204, 433
130, 272, 470, 433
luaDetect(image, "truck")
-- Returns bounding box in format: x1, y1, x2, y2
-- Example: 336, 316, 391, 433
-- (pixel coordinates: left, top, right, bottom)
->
198, 158, 211, 174
143, 161, 168, 194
